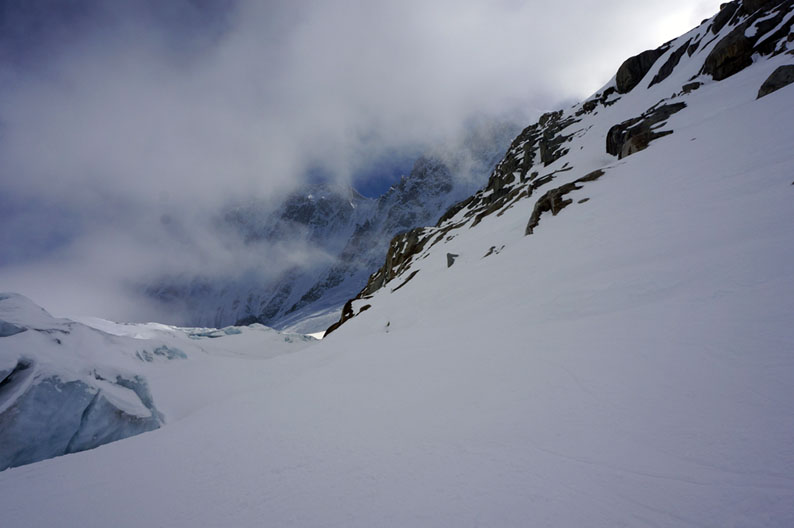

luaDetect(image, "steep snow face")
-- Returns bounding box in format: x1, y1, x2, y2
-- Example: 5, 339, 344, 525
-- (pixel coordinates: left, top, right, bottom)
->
0, 293, 315, 470
0, 2, 792, 526
145, 122, 517, 333
329, 0, 794, 334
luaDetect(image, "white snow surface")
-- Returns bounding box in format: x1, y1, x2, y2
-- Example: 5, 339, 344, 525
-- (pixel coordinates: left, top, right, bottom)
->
0, 293, 316, 469
1, 6, 794, 527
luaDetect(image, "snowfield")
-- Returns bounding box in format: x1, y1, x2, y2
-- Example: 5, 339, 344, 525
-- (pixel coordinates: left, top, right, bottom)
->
1, 2, 793, 526
0, 293, 315, 470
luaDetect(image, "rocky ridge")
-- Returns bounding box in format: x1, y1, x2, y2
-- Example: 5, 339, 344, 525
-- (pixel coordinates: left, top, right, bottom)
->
326, 0, 794, 335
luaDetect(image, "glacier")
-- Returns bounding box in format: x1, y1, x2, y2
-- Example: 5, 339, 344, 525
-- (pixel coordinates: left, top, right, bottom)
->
0, 293, 316, 470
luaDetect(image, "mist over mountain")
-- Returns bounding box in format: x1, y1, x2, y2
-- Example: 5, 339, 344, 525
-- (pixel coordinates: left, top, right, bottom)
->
143, 118, 519, 331
0, 0, 720, 321
3, 1, 793, 527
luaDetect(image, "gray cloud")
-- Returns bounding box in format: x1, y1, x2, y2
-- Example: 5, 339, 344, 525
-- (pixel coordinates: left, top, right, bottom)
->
0, 0, 722, 320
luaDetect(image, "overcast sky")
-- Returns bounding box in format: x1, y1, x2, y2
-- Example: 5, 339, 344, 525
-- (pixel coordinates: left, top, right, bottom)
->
0, 0, 723, 321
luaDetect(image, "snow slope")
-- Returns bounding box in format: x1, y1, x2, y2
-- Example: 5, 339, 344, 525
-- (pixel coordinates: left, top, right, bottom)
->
0, 1, 793, 526
0, 293, 315, 470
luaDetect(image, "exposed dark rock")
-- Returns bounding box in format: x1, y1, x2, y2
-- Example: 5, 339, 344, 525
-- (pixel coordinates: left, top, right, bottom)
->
437, 196, 475, 224
334, 226, 431, 314
758, 65, 794, 98
457, 111, 582, 231
324, 299, 355, 336
538, 110, 562, 127
753, 6, 794, 56
576, 88, 621, 117
741, 0, 779, 15
712, 2, 739, 34
650, 39, 692, 87
525, 170, 605, 235
616, 47, 668, 93
682, 82, 702, 93
446, 253, 459, 268
580, 100, 598, 114
540, 125, 574, 166
606, 103, 687, 159
703, 23, 755, 80
525, 182, 579, 235
391, 270, 420, 293
578, 169, 606, 183
703, 2, 794, 81
483, 245, 505, 258
601, 87, 619, 106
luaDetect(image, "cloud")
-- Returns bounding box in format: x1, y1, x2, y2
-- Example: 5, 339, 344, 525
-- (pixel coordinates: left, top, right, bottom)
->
0, 0, 723, 320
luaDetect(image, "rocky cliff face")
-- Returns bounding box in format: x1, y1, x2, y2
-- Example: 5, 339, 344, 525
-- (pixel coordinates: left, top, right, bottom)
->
326, 0, 794, 335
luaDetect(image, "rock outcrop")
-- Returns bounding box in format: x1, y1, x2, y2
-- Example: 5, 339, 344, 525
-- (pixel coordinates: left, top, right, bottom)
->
616, 48, 668, 93
606, 103, 687, 159
702, 0, 794, 81
324, 0, 794, 336
524, 170, 604, 235
758, 64, 794, 98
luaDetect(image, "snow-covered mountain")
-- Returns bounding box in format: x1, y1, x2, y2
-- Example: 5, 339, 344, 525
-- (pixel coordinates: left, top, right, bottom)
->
145, 120, 518, 333
1, 1, 793, 526
327, 0, 794, 336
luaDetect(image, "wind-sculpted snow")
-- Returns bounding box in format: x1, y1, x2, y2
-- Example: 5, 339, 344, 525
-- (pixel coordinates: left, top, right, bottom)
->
0, 293, 316, 470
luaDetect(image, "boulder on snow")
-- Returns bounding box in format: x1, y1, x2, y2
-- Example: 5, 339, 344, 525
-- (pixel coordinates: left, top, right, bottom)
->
757, 65, 794, 98
524, 170, 604, 236
649, 40, 692, 87
703, 2, 794, 81
446, 253, 459, 268
606, 103, 687, 159
702, 24, 754, 80
615, 47, 667, 93
711, 2, 739, 34
682, 82, 702, 93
